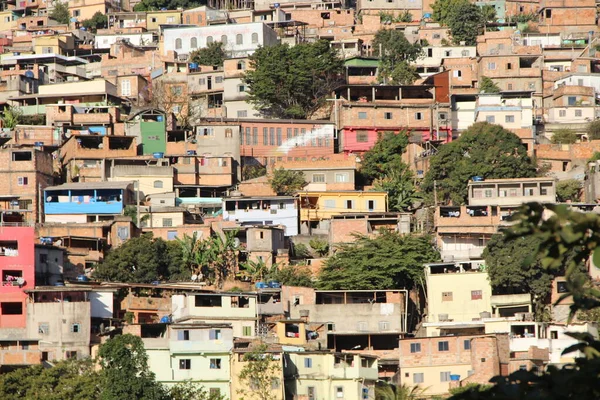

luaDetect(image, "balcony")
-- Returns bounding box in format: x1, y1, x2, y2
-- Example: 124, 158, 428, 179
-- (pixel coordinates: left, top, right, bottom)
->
257, 302, 284, 315
491, 293, 532, 308
73, 113, 113, 125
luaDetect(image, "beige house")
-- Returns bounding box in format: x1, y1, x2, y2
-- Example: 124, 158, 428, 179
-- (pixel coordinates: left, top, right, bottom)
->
109, 165, 174, 197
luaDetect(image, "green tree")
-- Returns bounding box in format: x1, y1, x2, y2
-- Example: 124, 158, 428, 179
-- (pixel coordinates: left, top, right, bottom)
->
556, 179, 582, 202
244, 40, 343, 119
269, 168, 307, 195
242, 164, 267, 181
50, 1, 71, 24
373, 29, 423, 85
98, 334, 167, 400
479, 76, 501, 93
480, 4, 497, 23
93, 234, 178, 283
270, 264, 314, 287
422, 122, 537, 205
373, 167, 420, 211
551, 128, 578, 144
189, 41, 226, 66
586, 120, 600, 140
309, 237, 329, 257
588, 151, 600, 162
292, 242, 311, 259
360, 131, 410, 182
483, 233, 557, 319
318, 231, 439, 290
1, 106, 21, 129
431, 0, 461, 24
133, 0, 202, 11
240, 258, 275, 283
167, 380, 224, 400
446, 0, 484, 45
123, 205, 150, 227
81, 11, 107, 33
237, 344, 281, 400
0, 359, 101, 400
375, 382, 428, 400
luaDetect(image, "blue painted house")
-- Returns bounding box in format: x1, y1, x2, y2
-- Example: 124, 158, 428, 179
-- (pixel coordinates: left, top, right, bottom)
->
44, 182, 134, 223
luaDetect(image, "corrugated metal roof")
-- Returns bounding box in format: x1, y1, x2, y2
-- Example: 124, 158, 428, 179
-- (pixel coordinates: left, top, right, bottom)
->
45, 181, 133, 191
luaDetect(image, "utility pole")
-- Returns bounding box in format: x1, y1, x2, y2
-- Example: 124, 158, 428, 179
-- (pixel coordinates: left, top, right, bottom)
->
136, 180, 141, 227
38, 183, 42, 224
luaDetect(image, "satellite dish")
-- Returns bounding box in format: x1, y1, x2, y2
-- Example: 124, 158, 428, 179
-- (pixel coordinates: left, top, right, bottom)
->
233, 238, 241, 248
191, 274, 198, 281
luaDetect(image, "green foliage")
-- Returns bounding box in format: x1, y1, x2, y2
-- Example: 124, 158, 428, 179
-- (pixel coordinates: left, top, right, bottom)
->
242, 164, 267, 181
309, 237, 329, 257
318, 231, 438, 290
360, 131, 409, 182
244, 40, 343, 119
422, 122, 537, 205
373, 29, 422, 85
480, 4, 497, 23
270, 264, 314, 287
1, 106, 21, 129
0, 358, 101, 400
133, 0, 201, 11
240, 258, 275, 282
50, 1, 71, 24
433, 0, 484, 45
449, 383, 493, 396
293, 243, 311, 259
98, 334, 167, 400
374, 167, 420, 211
94, 234, 184, 283
556, 179, 582, 202
81, 11, 107, 33
375, 382, 428, 400
269, 168, 307, 195
167, 380, 224, 400
551, 128, 578, 144
189, 41, 226, 67
483, 234, 556, 319
124, 205, 150, 227
237, 344, 281, 400
379, 11, 412, 23
587, 120, 600, 140
479, 76, 500, 93
511, 13, 538, 23
588, 151, 600, 162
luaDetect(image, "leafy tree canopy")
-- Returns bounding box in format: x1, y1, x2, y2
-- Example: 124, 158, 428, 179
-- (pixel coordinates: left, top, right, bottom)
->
190, 41, 226, 67
479, 76, 501, 93
422, 122, 538, 205
318, 231, 439, 290
237, 344, 281, 400
269, 168, 307, 195
372, 29, 422, 85
133, 0, 201, 11
81, 11, 107, 33
244, 40, 343, 119
432, 0, 484, 45
587, 120, 600, 140
50, 1, 71, 24
270, 264, 314, 287
360, 131, 409, 182
93, 234, 184, 283
551, 128, 578, 144
556, 179, 582, 202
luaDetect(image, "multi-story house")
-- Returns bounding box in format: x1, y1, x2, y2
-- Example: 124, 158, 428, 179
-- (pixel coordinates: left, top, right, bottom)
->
223, 57, 261, 119
222, 195, 299, 236
272, 155, 358, 192
538, 0, 597, 35
0, 148, 54, 224
478, 53, 543, 98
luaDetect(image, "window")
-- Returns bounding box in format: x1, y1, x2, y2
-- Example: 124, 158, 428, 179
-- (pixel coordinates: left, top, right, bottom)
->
215, 76, 223, 83
442, 292, 453, 301
237, 61, 246, 70
346, 200, 354, 209
73, 10, 80, 17
190, 37, 197, 48
263, 128, 268, 145
379, 321, 390, 331
356, 131, 368, 142
162, 218, 173, 227
568, 96, 576, 106
252, 32, 259, 44
304, 358, 312, 368
505, 115, 515, 123
545, 9, 551, 18
559, 110, 566, 117
336, 387, 344, 398
153, 180, 163, 188
269, 128, 275, 145
237, 110, 247, 118
207, 36, 213, 44
312, 174, 325, 183
367, 200, 375, 210
121, 80, 131, 96
71, 323, 81, 333
236, 34, 243, 45
277, 128, 282, 145
238, 84, 246, 92
358, 111, 367, 119
38, 323, 49, 335
178, 330, 190, 340
179, 359, 191, 369
453, 70, 462, 78
335, 173, 349, 183
324, 199, 336, 209
487, 62, 496, 70
253, 128, 258, 144
243, 326, 252, 336
17, 177, 28, 186
66, 351, 77, 359
413, 373, 424, 384
175, 38, 182, 49
507, 83, 513, 90
438, 341, 449, 351
209, 329, 222, 340
410, 343, 421, 353
41, 351, 48, 361
327, 322, 335, 331
551, 331, 558, 339
575, 109, 582, 117
221, 35, 227, 44
464, 339, 471, 350
557, 281, 568, 293
506, 62, 512, 70
415, 112, 423, 120
440, 371, 451, 382
384, 112, 393, 120
308, 387, 316, 400
210, 358, 222, 369
486, 116, 495, 123
1, 302, 22, 315
471, 290, 483, 300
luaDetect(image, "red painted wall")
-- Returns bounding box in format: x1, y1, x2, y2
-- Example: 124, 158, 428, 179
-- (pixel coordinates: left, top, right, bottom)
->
341, 127, 452, 153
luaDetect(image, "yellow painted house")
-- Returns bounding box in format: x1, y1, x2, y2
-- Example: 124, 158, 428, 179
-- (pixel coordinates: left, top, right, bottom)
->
33, 35, 76, 56
146, 10, 182, 31
0, 11, 18, 33
299, 190, 388, 222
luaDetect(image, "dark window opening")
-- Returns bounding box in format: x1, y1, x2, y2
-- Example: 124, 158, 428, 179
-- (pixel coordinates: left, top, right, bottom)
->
108, 137, 133, 150
195, 295, 222, 307
12, 151, 32, 161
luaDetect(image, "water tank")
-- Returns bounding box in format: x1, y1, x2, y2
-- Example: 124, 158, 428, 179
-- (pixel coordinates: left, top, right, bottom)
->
156, 115, 164, 122
189, 62, 198, 69
159, 315, 172, 323
472, 176, 484, 182
34, 141, 43, 147
25, 70, 34, 78
450, 375, 461, 381
153, 152, 165, 159
255, 282, 267, 289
